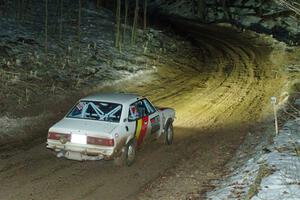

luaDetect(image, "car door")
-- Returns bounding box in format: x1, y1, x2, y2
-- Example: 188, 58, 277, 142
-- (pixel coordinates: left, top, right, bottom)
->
128, 100, 150, 147
143, 98, 161, 138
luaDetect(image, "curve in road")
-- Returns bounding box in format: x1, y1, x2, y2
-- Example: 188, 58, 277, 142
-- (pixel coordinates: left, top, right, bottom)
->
0, 23, 288, 200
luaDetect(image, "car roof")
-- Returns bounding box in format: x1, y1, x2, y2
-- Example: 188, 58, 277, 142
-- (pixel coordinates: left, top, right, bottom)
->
81, 93, 141, 104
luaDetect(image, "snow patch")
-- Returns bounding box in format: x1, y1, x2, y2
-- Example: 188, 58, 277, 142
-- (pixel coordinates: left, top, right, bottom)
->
207, 117, 300, 199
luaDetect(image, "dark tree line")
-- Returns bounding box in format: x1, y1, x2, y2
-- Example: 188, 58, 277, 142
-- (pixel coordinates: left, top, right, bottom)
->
115, 0, 149, 50
0, 0, 210, 51
0, 0, 149, 55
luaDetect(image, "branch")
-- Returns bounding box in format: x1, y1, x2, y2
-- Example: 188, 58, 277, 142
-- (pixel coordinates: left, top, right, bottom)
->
274, 0, 300, 15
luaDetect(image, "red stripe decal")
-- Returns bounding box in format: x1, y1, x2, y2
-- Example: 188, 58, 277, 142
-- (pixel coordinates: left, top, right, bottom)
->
137, 116, 149, 146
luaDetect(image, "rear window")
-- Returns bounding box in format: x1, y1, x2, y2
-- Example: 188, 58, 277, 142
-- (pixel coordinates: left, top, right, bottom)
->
67, 101, 122, 123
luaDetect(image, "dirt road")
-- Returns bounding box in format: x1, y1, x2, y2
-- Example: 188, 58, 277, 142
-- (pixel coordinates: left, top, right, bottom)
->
0, 24, 290, 200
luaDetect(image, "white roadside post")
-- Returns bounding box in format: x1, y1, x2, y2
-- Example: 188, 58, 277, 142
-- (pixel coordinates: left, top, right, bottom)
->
271, 96, 278, 136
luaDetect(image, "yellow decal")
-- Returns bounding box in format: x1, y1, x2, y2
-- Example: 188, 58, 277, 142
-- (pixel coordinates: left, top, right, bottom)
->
135, 119, 142, 140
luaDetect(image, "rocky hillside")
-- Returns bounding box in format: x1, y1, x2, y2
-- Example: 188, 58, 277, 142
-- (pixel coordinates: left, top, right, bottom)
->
151, 0, 300, 44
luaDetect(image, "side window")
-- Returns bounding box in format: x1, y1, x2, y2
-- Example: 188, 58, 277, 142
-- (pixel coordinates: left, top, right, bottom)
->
143, 99, 156, 115
128, 104, 138, 121
128, 100, 148, 121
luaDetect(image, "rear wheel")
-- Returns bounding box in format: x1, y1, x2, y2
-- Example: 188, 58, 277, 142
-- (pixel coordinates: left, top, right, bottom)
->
114, 138, 136, 166
125, 139, 136, 166
165, 120, 173, 145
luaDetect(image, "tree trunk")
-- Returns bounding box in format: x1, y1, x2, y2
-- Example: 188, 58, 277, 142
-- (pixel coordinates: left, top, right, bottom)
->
1, 0, 9, 19
45, 0, 48, 55
19, 0, 23, 22
258, 0, 263, 17
197, 0, 206, 21
23, 0, 30, 23
59, 0, 63, 41
131, 0, 139, 45
78, 0, 81, 47
221, 0, 230, 20
191, 0, 196, 15
113, 0, 116, 17
21, 0, 25, 22
115, 0, 121, 50
123, 0, 128, 41
15, 0, 19, 22
1, 1, 5, 18
143, 0, 147, 30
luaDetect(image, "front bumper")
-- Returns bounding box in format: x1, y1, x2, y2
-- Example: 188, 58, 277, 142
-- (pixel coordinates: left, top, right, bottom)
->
47, 140, 116, 161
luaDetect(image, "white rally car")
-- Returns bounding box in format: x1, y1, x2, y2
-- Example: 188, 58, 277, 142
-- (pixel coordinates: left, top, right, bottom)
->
47, 93, 175, 166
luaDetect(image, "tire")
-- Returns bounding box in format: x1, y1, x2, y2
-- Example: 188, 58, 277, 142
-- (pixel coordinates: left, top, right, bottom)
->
114, 138, 137, 167
125, 138, 137, 166
165, 120, 174, 145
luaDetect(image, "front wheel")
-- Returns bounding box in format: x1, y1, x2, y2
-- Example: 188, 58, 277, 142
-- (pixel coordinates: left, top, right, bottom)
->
165, 120, 174, 145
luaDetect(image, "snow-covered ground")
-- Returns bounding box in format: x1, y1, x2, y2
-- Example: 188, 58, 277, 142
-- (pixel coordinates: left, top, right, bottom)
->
0, 4, 179, 144
207, 108, 300, 199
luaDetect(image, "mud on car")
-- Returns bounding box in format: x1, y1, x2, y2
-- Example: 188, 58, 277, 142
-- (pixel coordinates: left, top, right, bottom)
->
47, 93, 175, 166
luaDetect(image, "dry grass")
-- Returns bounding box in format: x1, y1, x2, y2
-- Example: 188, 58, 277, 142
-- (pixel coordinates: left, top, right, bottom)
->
245, 164, 273, 200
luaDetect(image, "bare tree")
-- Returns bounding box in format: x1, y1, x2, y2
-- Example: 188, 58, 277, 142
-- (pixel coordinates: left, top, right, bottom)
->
0, 1, 7, 18
123, 0, 129, 41
197, 0, 206, 21
15, 0, 19, 22
59, 0, 63, 41
143, 0, 147, 30
192, 0, 196, 15
78, 0, 82, 47
115, 0, 121, 50
45, 0, 48, 55
18, 0, 24, 22
22, 0, 31, 23
221, 0, 230, 20
131, 0, 139, 45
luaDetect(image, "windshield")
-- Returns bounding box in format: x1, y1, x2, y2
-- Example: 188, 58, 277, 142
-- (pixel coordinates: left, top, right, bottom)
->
67, 101, 122, 123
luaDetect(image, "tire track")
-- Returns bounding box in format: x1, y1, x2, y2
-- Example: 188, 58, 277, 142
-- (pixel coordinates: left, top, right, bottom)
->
0, 24, 289, 200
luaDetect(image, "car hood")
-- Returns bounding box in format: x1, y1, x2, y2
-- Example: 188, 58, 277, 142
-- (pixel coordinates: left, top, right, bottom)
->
49, 118, 119, 137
